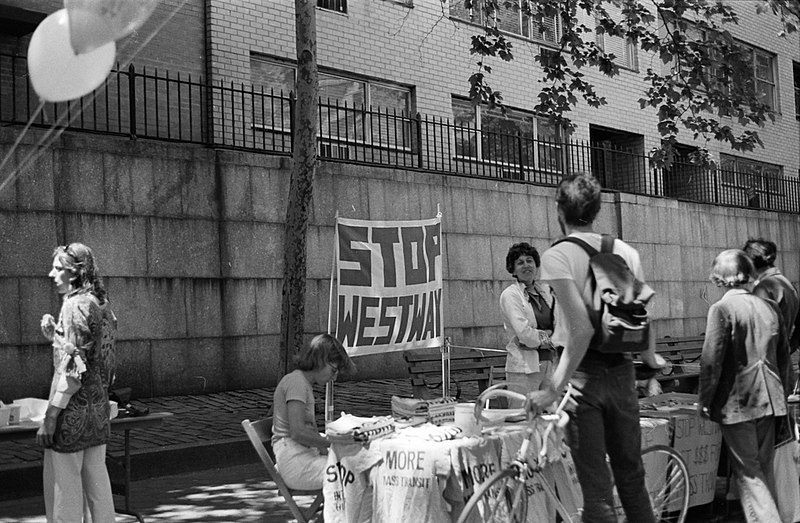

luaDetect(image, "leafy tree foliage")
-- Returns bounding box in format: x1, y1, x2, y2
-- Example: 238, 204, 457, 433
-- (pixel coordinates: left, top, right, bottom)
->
460, 0, 798, 166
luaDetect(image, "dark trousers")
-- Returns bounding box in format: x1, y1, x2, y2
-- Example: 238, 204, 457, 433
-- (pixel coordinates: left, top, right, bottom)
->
566, 360, 656, 523
721, 416, 781, 522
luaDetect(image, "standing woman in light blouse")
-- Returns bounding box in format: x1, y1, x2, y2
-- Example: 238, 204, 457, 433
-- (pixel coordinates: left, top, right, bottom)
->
499, 242, 557, 408
38, 243, 117, 522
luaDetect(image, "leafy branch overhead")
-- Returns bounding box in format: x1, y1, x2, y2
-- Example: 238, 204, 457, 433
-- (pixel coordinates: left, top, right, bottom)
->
457, 0, 799, 167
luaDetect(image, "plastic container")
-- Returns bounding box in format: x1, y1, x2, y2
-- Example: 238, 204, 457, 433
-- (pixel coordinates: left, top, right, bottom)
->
454, 402, 480, 436
12, 398, 49, 422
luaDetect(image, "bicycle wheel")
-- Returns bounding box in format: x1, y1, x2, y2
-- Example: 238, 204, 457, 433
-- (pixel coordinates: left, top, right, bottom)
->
641, 445, 690, 523
456, 467, 527, 523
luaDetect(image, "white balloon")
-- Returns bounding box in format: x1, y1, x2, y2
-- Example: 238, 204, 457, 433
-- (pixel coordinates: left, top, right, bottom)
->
65, 0, 160, 55
27, 9, 116, 103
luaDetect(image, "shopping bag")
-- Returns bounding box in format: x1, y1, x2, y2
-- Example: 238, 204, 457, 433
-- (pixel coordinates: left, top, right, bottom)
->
550, 448, 583, 519
772, 440, 800, 523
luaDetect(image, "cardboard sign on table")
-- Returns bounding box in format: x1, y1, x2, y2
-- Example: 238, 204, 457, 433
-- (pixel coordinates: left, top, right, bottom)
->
640, 393, 723, 508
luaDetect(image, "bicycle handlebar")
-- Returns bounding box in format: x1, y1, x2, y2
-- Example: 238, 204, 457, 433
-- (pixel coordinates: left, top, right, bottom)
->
472, 384, 526, 423
474, 383, 577, 463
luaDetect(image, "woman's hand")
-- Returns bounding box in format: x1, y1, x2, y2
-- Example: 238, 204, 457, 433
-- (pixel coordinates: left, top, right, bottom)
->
40, 314, 56, 341
35, 406, 60, 448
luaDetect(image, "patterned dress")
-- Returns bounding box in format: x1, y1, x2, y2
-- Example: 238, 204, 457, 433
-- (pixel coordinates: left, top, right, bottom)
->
48, 289, 117, 453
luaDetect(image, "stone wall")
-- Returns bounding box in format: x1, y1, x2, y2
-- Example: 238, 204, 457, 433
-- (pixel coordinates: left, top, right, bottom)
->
1, 129, 798, 400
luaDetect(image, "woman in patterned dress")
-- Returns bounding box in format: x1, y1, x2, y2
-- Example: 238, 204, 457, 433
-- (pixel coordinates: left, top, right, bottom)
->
38, 243, 117, 522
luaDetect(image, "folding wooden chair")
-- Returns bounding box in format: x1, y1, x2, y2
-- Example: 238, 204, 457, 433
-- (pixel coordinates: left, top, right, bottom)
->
241, 418, 324, 523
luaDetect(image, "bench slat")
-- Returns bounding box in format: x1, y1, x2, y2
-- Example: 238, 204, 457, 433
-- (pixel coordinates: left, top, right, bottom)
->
403, 349, 506, 400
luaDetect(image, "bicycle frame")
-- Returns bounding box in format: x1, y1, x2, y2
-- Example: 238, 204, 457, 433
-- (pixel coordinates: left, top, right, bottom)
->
465, 383, 580, 523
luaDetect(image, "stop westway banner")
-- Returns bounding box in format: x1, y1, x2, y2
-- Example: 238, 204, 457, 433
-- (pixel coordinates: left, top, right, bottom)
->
334, 216, 444, 357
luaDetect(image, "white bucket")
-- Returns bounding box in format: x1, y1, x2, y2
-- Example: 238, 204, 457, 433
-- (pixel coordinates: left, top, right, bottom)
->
454, 402, 480, 437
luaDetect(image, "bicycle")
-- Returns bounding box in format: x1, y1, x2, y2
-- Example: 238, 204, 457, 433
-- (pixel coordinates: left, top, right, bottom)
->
456, 383, 690, 523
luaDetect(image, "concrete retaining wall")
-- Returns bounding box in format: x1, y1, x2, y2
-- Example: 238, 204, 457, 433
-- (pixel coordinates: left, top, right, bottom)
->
1, 129, 798, 399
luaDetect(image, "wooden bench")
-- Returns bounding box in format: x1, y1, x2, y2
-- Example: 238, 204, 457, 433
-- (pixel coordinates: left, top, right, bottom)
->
652, 335, 704, 392
403, 348, 507, 400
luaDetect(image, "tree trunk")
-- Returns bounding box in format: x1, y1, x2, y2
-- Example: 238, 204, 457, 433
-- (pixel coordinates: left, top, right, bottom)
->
280, 0, 318, 374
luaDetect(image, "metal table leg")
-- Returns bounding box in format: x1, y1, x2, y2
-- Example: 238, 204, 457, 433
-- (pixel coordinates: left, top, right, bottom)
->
112, 429, 146, 523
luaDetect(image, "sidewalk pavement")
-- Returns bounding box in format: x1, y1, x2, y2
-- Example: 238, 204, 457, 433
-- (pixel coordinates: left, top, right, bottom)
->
0, 377, 479, 501
0, 378, 743, 522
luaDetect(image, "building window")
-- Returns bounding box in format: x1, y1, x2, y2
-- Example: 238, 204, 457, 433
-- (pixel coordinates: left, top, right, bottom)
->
595, 5, 638, 70
589, 125, 645, 191
676, 25, 777, 111
793, 61, 799, 120
250, 59, 295, 132
451, 97, 561, 174
318, 0, 347, 13
250, 56, 413, 154
719, 154, 783, 208
449, 0, 560, 45
739, 45, 776, 110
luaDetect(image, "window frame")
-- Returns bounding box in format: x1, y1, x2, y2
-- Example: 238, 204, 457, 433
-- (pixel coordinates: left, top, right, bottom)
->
448, 0, 561, 46
249, 56, 414, 153
317, 0, 347, 14
595, 8, 638, 71
451, 97, 563, 174
672, 24, 777, 111
719, 154, 783, 199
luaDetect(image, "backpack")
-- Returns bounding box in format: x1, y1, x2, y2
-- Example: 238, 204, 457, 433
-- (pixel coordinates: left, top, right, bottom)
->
552, 234, 654, 353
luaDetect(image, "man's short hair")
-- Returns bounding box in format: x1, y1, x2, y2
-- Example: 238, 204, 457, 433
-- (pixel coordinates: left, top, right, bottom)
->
742, 238, 777, 270
555, 174, 602, 226
709, 249, 755, 288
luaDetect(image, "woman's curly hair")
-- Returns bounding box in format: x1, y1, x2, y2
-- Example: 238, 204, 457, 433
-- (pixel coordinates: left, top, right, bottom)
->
505, 242, 540, 275
709, 249, 755, 288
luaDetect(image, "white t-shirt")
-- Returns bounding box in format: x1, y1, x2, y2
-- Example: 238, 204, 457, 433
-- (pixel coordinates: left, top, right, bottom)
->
369, 438, 455, 522
271, 369, 316, 446
540, 232, 644, 351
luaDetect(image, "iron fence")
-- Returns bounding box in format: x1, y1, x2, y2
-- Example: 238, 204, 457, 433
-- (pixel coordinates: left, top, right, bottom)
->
1, 52, 798, 214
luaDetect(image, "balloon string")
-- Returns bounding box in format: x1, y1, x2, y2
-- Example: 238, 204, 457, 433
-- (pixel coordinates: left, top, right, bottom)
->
0, 102, 80, 195
0, 0, 190, 195
0, 101, 47, 194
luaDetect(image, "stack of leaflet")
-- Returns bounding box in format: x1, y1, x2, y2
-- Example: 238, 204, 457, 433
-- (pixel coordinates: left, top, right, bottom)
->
326, 414, 395, 443
426, 397, 456, 426
391, 396, 457, 426
391, 396, 428, 419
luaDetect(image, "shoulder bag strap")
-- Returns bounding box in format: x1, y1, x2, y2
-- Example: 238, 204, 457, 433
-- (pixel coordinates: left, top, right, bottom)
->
552, 236, 599, 257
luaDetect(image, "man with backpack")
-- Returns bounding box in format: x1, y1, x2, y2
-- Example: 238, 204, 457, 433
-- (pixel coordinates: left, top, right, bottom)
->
526, 173, 665, 523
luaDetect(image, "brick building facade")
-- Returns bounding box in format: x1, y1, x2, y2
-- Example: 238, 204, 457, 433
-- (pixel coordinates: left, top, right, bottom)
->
0, 1, 798, 397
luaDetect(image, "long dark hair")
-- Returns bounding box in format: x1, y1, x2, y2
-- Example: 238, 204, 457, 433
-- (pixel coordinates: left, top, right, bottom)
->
54, 243, 107, 303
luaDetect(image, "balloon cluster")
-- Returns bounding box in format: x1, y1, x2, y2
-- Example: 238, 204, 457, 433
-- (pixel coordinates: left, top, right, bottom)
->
27, 1, 158, 103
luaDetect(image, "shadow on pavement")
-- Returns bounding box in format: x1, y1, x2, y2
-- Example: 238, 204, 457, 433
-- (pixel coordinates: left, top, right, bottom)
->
0, 463, 320, 523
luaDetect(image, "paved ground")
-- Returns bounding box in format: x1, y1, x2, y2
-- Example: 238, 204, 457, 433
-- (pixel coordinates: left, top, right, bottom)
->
0, 377, 761, 522
0, 462, 322, 523
0, 377, 422, 473
0, 377, 429, 522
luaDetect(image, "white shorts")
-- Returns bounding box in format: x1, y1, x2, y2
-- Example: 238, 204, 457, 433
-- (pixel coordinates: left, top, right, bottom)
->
273, 437, 327, 490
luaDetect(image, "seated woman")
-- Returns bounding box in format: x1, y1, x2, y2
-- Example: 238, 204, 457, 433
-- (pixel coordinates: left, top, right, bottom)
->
271, 333, 355, 490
